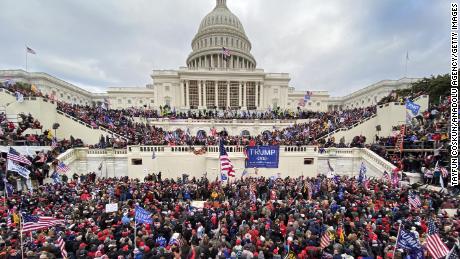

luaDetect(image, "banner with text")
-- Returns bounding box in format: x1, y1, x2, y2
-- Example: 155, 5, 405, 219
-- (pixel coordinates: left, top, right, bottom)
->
246, 146, 280, 168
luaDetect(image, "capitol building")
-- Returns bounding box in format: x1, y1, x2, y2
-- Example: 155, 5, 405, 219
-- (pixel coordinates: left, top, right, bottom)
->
0, 0, 417, 112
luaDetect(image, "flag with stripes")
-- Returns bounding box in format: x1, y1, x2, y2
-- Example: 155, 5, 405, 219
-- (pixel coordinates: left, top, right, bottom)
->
219, 140, 235, 177
408, 191, 421, 209
56, 236, 68, 259
426, 219, 449, 259
382, 171, 391, 183
21, 213, 65, 232
222, 47, 231, 60
440, 166, 449, 178
6, 210, 12, 227
56, 162, 70, 174
26, 46, 36, 54
7, 147, 32, 165
320, 231, 331, 249
51, 138, 58, 148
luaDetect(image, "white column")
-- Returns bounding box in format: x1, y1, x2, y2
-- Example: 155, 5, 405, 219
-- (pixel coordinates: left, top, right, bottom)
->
255, 82, 259, 109
215, 81, 218, 108
198, 81, 202, 107
226, 81, 230, 108
238, 82, 242, 107
260, 82, 264, 109
211, 55, 214, 68
243, 82, 248, 107
203, 81, 207, 108
185, 80, 190, 108
180, 80, 184, 107
242, 81, 247, 110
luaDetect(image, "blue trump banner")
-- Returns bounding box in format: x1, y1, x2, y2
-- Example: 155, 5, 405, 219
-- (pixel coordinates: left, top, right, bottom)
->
396, 228, 424, 259
397, 228, 421, 249
135, 206, 152, 224
405, 99, 421, 116
245, 146, 280, 168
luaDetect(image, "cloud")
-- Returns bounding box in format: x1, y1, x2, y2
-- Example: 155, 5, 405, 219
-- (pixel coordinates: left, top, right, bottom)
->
0, 0, 449, 96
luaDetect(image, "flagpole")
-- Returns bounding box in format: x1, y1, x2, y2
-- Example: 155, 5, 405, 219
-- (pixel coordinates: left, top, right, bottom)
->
404, 51, 408, 77
134, 217, 137, 250
25, 47, 28, 72
3, 167, 7, 208
20, 213, 24, 259
392, 223, 402, 259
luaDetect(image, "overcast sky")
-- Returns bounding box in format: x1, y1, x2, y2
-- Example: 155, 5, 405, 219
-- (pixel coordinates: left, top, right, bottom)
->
0, 0, 450, 96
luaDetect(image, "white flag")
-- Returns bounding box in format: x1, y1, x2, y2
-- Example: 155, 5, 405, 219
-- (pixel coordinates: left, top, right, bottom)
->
7, 160, 30, 179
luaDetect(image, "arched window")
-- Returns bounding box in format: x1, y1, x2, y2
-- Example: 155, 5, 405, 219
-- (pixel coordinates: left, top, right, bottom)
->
164, 97, 171, 106
196, 130, 207, 138
241, 130, 250, 136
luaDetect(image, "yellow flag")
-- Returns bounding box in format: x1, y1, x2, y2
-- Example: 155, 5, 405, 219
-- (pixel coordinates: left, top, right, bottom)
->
339, 228, 345, 244
31, 84, 38, 93
13, 213, 20, 224
47, 130, 53, 139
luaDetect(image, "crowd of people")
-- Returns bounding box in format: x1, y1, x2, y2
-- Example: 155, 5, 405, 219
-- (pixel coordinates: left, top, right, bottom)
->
370, 96, 451, 188
0, 173, 458, 259
57, 101, 376, 147
2, 81, 378, 146
1, 112, 45, 146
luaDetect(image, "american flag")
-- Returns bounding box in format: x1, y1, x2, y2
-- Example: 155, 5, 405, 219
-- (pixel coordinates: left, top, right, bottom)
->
222, 47, 231, 60
408, 191, 421, 209
56, 236, 68, 259
51, 138, 58, 149
26, 46, 36, 54
21, 213, 65, 232
7, 147, 32, 165
426, 219, 449, 259
6, 210, 12, 227
382, 171, 391, 183
320, 231, 331, 249
219, 140, 235, 177
56, 162, 70, 174
440, 166, 449, 178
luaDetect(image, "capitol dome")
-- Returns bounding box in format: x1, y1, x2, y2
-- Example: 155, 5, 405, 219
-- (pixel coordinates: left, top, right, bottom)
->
186, 0, 256, 70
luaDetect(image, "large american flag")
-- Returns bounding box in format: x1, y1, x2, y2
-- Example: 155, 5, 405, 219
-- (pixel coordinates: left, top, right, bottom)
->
56, 162, 71, 174
56, 236, 68, 259
408, 191, 421, 209
320, 231, 330, 249
21, 213, 65, 232
7, 147, 32, 165
219, 140, 235, 177
426, 219, 449, 259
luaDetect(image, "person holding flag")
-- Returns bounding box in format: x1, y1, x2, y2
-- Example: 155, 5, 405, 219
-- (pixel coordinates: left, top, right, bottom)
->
395, 227, 424, 259
358, 162, 367, 185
